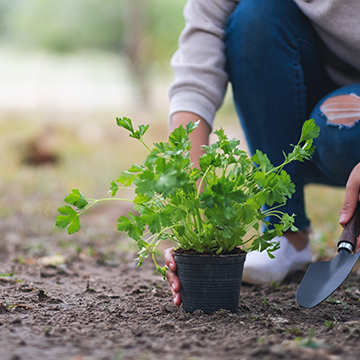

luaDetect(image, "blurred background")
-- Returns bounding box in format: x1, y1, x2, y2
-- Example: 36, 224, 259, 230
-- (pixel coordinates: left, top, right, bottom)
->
0, 0, 192, 129
0, 0, 345, 265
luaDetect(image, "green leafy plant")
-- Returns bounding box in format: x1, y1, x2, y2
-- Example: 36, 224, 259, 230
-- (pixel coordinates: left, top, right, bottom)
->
56, 117, 319, 277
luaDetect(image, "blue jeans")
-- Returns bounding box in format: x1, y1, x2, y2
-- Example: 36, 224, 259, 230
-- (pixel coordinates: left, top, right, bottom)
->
224, 0, 360, 230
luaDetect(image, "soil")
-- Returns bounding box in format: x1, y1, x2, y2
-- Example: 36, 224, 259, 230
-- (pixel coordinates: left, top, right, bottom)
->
0, 192, 359, 360
1, 236, 360, 360
174, 247, 245, 256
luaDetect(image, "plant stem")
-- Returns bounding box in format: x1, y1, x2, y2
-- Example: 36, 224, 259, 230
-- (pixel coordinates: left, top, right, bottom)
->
139, 137, 151, 152
82, 197, 133, 214
197, 166, 211, 198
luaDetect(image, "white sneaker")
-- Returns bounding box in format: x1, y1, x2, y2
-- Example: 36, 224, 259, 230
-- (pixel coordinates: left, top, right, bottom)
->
242, 236, 312, 285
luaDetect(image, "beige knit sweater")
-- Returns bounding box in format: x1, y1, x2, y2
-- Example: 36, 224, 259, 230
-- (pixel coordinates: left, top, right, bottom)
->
168, 0, 360, 128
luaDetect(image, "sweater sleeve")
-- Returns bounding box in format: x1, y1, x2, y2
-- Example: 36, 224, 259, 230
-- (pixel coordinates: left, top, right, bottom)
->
168, 0, 239, 130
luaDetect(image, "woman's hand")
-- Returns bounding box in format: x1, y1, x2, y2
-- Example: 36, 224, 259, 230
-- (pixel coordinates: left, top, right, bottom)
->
339, 162, 360, 252
164, 248, 182, 306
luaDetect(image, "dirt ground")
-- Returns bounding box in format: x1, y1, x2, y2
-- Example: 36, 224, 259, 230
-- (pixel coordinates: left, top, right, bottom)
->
1, 223, 360, 360
1, 115, 359, 360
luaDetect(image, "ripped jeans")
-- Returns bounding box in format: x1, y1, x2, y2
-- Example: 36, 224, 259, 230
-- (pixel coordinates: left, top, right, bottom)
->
224, 0, 360, 230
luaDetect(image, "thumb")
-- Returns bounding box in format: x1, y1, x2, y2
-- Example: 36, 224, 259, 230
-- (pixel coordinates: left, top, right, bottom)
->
339, 202, 357, 226
339, 192, 359, 226
340, 163, 360, 226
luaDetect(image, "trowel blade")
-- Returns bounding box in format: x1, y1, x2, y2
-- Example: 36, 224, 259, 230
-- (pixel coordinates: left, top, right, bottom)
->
296, 249, 360, 308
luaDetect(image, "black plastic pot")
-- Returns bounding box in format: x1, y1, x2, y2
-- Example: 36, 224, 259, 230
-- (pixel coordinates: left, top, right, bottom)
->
174, 251, 246, 313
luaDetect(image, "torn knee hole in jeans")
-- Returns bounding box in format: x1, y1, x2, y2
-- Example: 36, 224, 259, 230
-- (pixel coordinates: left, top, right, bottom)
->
320, 93, 360, 127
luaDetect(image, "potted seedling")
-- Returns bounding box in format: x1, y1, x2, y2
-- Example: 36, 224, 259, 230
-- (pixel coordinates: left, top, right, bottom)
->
56, 117, 319, 313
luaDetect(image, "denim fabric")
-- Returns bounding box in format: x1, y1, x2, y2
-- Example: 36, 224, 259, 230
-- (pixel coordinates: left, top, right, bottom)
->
224, 0, 360, 230
310, 84, 360, 186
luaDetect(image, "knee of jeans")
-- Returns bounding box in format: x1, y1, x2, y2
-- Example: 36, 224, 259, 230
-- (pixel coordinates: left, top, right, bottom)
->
319, 93, 360, 128
309, 89, 360, 185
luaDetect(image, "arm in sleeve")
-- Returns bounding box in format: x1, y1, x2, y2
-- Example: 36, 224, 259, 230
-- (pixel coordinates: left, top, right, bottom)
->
168, 0, 239, 130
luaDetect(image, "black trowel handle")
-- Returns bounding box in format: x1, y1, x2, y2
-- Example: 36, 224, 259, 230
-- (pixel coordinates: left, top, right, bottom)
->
338, 203, 360, 253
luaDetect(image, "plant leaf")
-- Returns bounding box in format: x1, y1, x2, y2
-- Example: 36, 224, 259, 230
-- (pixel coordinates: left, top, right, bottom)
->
64, 189, 88, 210
116, 117, 134, 133
56, 206, 81, 234
117, 171, 137, 186
186, 120, 200, 134
299, 118, 320, 143
117, 213, 144, 241
127, 164, 144, 173
138, 124, 150, 136
252, 150, 274, 172
109, 181, 119, 196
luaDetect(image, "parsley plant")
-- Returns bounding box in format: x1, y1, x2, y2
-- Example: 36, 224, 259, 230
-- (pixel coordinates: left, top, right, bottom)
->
56, 118, 319, 277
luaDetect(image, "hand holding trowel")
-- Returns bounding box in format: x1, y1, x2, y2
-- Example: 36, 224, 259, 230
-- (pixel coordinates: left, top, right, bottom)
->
296, 203, 360, 308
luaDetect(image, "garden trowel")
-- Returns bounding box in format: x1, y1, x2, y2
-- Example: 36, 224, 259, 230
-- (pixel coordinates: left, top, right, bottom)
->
296, 203, 360, 308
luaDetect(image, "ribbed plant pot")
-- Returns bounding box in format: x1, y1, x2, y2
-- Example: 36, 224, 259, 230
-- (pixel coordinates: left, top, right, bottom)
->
174, 250, 246, 313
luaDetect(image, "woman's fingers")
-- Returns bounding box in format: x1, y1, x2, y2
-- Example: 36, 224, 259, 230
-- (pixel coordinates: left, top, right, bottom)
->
340, 163, 360, 253
164, 247, 182, 306
164, 247, 177, 272
340, 163, 360, 226
166, 269, 182, 306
